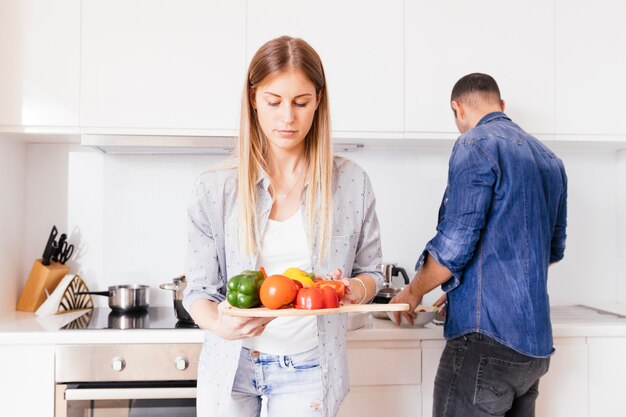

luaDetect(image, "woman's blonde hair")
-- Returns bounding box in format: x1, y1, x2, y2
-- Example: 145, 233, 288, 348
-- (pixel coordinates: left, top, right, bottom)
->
238, 36, 333, 261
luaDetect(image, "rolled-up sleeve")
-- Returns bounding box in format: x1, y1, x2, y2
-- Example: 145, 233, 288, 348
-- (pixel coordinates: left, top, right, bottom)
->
420, 141, 496, 292
182, 178, 225, 310
550, 167, 568, 263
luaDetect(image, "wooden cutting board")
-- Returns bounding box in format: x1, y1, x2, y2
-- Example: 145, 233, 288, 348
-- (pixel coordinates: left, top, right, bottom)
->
224, 303, 409, 317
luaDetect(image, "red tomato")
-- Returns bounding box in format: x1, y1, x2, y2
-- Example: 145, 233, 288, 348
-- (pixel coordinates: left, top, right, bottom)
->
259, 274, 298, 309
291, 279, 304, 290
313, 280, 346, 300
295, 287, 325, 310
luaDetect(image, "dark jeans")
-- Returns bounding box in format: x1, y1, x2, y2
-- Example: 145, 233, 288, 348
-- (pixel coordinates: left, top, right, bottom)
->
433, 333, 550, 417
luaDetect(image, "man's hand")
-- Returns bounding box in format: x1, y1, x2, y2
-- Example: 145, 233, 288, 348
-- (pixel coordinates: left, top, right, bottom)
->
389, 285, 422, 326
388, 253, 453, 326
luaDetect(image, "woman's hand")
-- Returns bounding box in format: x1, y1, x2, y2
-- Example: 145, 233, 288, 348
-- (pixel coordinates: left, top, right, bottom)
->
189, 299, 274, 340
314, 268, 370, 305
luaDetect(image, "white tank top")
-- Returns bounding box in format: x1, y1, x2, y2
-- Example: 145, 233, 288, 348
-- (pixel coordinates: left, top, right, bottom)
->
242, 209, 318, 355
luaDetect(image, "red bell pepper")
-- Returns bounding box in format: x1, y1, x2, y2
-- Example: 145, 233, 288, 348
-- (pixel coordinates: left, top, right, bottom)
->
295, 286, 339, 310
320, 286, 339, 308
314, 280, 346, 301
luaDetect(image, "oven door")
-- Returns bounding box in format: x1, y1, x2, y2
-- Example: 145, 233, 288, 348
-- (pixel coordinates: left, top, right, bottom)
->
55, 344, 201, 417
55, 381, 196, 417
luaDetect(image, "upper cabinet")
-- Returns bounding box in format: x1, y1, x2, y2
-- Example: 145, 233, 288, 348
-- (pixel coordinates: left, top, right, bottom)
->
80, 0, 246, 135
0, 0, 80, 132
404, 0, 555, 137
247, 0, 404, 136
2, 1, 626, 144
555, 0, 626, 136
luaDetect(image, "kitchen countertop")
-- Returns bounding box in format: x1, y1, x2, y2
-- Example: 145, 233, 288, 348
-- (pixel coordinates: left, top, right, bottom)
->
1, 304, 626, 345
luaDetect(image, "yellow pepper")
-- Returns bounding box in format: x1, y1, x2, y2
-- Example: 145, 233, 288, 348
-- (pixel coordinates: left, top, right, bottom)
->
283, 267, 315, 287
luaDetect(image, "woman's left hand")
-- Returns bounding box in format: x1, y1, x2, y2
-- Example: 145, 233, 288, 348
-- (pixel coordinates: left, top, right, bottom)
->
314, 268, 365, 305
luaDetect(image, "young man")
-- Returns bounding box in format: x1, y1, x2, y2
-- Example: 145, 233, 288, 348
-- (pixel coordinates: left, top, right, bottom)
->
391, 73, 568, 417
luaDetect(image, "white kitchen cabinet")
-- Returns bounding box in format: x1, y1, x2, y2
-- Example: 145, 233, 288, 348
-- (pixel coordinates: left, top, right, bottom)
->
536, 337, 588, 417
588, 337, 626, 417
247, 0, 404, 136
0, 0, 80, 132
421, 338, 589, 417
80, 0, 246, 135
0, 344, 55, 417
421, 340, 445, 417
338, 341, 421, 417
404, 0, 555, 137
339, 385, 421, 417
555, 0, 626, 136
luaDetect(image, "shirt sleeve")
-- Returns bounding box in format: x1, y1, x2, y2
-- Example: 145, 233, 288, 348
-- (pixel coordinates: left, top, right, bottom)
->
550, 165, 568, 263
421, 141, 497, 292
352, 170, 384, 291
182, 178, 226, 310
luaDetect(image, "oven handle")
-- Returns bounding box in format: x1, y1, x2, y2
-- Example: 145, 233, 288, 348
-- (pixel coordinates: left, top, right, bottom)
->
64, 387, 197, 400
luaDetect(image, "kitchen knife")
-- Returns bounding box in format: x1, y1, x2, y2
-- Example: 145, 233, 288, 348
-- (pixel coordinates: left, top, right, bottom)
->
52, 233, 67, 263
43, 241, 58, 266
41, 225, 58, 266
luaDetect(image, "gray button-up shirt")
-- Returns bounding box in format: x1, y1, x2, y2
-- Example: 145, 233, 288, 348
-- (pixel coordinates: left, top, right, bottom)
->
183, 155, 383, 417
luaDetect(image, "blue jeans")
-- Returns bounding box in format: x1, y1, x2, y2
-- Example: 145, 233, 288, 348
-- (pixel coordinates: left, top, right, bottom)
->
434, 333, 550, 417
226, 346, 323, 417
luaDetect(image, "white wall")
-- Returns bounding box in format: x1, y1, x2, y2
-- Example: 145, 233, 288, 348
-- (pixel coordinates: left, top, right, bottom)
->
0, 138, 25, 314
23, 144, 70, 276
20, 141, 622, 308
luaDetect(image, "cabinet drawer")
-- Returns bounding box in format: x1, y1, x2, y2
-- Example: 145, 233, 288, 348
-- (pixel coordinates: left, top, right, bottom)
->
337, 385, 421, 417
347, 347, 421, 386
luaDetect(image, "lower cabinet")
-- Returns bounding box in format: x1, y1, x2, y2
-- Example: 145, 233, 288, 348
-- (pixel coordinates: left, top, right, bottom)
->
536, 337, 588, 417
421, 340, 446, 417
588, 337, 626, 417
338, 341, 421, 417
339, 385, 421, 417
0, 344, 55, 417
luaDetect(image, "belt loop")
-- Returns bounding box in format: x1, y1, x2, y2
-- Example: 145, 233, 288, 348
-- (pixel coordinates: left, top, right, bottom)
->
279, 355, 291, 368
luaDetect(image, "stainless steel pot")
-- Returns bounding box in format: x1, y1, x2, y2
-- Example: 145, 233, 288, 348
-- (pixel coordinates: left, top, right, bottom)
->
159, 276, 194, 323
76, 285, 150, 312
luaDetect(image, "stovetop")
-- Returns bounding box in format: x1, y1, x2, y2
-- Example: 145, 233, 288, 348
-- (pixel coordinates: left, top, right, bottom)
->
60, 307, 198, 330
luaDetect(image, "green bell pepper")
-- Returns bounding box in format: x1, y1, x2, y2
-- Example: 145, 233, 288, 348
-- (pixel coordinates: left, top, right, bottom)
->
226, 270, 265, 308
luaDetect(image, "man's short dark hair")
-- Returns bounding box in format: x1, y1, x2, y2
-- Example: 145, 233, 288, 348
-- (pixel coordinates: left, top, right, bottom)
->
451, 73, 501, 104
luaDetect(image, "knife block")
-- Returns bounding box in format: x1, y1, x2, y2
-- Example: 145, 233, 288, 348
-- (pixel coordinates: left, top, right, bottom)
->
17, 259, 70, 312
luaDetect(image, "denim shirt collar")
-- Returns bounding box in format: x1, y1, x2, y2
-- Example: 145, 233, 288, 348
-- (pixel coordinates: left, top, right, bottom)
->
477, 111, 510, 127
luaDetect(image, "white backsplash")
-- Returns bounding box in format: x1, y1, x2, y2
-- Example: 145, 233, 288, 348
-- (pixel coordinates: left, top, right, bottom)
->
0, 140, 25, 315
18, 142, 624, 309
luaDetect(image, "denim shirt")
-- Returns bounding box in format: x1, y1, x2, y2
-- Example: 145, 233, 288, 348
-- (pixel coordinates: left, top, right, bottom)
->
183, 155, 383, 417
419, 112, 567, 357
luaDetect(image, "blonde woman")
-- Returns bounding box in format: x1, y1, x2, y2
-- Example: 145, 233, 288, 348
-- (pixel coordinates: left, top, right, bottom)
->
183, 36, 383, 417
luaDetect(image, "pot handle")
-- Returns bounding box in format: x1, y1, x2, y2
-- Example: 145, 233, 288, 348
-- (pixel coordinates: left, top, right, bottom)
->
75, 291, 110, 296
159, 283, 178, 291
